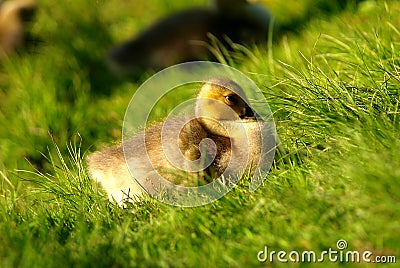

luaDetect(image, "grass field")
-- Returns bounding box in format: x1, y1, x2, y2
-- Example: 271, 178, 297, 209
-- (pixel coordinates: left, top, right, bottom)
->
0, 0, 399, 267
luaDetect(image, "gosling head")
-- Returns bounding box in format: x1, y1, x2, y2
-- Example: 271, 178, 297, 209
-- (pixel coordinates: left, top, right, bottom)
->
196, 77, 256, 119
195, 78, 257, 136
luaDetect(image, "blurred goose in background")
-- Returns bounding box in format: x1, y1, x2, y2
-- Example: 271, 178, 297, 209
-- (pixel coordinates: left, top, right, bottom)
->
0, 0, 36, 60
87, 78, 264, 205
106, 0, 271, 73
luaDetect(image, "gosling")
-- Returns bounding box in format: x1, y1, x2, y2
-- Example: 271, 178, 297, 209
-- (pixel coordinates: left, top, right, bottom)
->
0, 0, 36, 60
87, 78, 263, 205
107, 0, 271, 73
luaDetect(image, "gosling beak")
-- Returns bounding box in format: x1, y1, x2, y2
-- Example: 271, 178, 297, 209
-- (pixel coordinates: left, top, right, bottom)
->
240, 106, 261, 120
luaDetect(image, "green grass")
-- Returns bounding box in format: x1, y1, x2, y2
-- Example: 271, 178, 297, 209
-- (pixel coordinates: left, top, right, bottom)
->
0, 0, 399, 267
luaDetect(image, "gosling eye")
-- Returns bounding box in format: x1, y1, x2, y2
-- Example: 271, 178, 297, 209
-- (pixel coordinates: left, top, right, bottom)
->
224, 94, 238, 105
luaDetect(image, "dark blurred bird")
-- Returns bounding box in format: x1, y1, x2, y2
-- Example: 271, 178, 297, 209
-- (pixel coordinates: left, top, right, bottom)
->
106, 0, 271, 74
0, 0, 36, 60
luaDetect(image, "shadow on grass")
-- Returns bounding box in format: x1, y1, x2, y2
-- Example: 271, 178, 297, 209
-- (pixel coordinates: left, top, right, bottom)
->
274, 0, 366, 36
